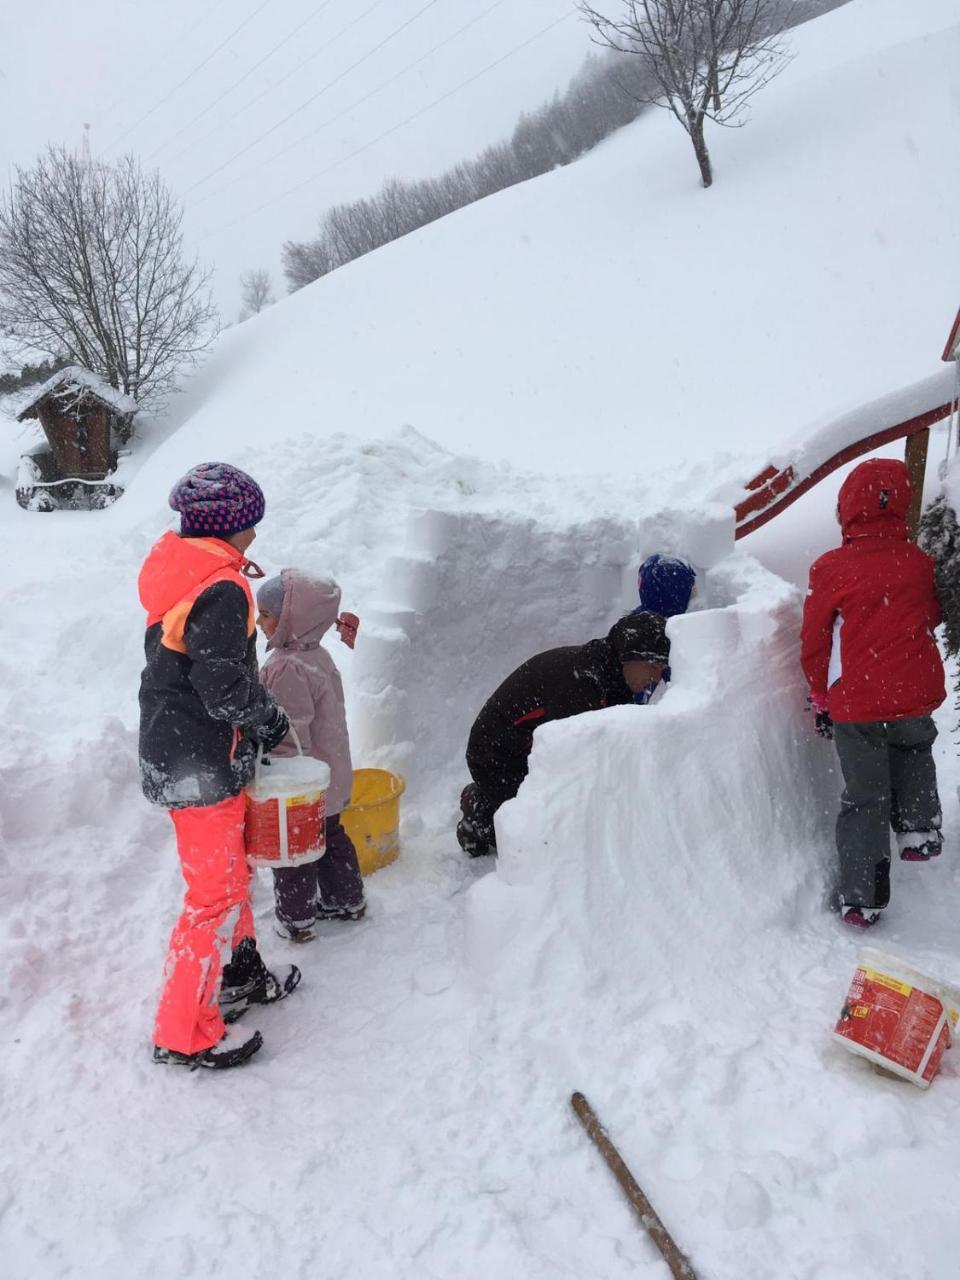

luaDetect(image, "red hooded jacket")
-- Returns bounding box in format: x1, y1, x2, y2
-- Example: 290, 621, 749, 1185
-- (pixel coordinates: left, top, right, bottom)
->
801, 458, 944, 723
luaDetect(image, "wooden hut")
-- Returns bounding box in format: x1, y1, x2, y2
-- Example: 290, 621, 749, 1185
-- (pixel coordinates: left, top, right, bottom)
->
14, 367, 137, 510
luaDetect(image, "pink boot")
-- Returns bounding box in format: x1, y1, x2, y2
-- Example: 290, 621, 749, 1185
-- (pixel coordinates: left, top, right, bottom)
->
840, 904, 883, 928
898, 831, 942, 862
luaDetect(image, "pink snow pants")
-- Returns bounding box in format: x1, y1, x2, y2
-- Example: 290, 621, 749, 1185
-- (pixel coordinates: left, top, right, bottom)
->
154, 793, 254, 1055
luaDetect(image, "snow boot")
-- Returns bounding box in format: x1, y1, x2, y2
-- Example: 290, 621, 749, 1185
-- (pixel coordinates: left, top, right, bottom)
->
316, 900, 367, 922
457, 784, 497, 857
219, 937, 302, 1022
898, 831, 942, 862
153, 1025, 264, 1070
274, 919, 317, 943
840, 904, 883, 929
456, 814, 496, 857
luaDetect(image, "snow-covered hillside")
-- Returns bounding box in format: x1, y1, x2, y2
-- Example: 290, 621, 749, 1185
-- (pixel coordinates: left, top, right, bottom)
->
2, 2, 960, 1278
143, 0, 960, 482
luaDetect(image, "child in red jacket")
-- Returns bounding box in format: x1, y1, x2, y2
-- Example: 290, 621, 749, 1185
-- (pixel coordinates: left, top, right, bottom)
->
801, 458, 945, 928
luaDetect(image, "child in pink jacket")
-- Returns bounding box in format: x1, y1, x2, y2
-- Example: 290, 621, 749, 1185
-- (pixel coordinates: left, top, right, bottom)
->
256, 570, 366, 941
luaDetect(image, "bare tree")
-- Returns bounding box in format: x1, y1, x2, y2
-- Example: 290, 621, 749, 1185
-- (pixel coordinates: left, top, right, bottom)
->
282, 238, 335, 292
578, 0, 789, 187
0, 146, 217, 406
239, 267, 274, 320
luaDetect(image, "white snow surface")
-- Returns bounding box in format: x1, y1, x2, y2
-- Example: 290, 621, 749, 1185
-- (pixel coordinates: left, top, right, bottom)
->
3, 3, 960, 1278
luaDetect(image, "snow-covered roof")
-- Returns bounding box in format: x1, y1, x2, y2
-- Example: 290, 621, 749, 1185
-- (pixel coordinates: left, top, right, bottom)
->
15, 365, 138, 422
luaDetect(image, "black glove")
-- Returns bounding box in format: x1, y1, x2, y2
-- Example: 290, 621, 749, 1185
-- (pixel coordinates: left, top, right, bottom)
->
231, 735, 257, 789
814, 709, 833, 740
251, 703, 290, 754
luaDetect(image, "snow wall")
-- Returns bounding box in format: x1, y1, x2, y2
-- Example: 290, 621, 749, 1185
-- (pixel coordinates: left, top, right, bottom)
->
464, 552, 839, 998
350, 500, 733, 798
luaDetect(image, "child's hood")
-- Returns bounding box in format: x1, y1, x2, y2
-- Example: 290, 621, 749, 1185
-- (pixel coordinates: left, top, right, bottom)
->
138, 531, 245, 618
838, 458, 911, 541
268, 570, 341, 651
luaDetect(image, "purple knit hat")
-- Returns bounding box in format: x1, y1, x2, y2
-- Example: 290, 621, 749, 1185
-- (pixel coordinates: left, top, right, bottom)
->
169, 462, 265, 537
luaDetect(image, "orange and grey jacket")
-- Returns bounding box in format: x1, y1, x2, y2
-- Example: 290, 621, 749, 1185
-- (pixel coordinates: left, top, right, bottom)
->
137, 532, 278, 808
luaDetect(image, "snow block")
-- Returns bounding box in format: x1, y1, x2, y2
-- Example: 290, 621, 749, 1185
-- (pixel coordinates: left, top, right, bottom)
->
464, 553, 837, 1001
636, 502, 734, 575
353, 507, 638, 796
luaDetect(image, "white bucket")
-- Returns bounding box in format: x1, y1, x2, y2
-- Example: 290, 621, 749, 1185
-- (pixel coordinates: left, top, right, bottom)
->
244, 730, 331, 868
833, 947, 960, 1089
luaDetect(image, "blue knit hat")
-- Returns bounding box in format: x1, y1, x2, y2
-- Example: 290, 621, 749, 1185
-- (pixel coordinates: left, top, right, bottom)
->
637, 554, 695, 618
169, 462, 265, 537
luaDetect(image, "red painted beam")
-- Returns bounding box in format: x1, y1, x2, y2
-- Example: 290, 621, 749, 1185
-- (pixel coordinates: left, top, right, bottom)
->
734, 400, 953, 540
943, 308, 960, 362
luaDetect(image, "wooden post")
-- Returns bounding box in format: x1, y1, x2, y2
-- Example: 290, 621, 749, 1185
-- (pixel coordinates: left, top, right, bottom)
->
905, 428, 930, 541
570, 1092, 699, 1279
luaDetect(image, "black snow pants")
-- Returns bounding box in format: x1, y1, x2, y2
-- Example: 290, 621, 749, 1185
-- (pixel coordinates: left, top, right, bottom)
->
457, 718, 532, 855
833, 716, 941, 909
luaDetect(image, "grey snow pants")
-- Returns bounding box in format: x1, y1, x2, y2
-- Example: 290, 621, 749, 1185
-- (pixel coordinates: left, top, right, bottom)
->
833, 716, 941, 909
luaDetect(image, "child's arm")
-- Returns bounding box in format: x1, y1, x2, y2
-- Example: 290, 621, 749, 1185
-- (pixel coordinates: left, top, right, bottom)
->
261, 656, 318, 758
800, 560, 835, 707
185, 581, 277, 735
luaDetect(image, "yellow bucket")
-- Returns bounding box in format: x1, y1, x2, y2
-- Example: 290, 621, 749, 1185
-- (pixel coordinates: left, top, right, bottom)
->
340, 768, 406, 876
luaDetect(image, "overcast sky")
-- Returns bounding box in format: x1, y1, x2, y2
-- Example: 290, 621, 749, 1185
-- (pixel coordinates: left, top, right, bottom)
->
0, 0, 590, 320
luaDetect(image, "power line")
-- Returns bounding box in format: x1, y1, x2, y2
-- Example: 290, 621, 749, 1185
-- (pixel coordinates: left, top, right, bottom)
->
167, 0, 392, 170
91, 0, 235, 133
107, 0, 275, 151
147, 0, 341, 162
181, 0, 446, 197
195, 0, 512, 208
199, 10, 576, 239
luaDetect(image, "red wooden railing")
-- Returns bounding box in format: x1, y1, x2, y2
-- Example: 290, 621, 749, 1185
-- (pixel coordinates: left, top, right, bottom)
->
734, 313, 960, 540
734, 400, 954, 540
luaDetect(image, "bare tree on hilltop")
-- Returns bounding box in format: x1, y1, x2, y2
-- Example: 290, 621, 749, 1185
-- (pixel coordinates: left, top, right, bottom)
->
0, 146, 217, 406
239, 268, 274, 320
578, 0, 790, 187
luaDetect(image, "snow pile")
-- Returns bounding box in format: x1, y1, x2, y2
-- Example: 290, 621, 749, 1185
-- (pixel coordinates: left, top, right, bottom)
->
467, 555, 836, 994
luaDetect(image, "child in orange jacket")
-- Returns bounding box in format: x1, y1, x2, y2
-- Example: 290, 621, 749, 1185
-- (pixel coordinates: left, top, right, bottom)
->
139, 463, 299, 1069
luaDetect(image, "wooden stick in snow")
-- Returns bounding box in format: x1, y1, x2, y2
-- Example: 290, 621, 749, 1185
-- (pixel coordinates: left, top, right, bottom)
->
570, 1091, 700, 1280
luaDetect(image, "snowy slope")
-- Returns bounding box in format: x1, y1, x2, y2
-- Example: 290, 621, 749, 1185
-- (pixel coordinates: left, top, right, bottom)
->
137, 0, 960, 482
2, 2, 960, 1279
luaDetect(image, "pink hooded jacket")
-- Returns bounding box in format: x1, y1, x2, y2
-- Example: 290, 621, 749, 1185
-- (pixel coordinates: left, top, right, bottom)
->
260, 571, 353, 815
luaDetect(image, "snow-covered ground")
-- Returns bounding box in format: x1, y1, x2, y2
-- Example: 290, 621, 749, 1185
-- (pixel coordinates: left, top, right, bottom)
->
2, 2, 960, 1277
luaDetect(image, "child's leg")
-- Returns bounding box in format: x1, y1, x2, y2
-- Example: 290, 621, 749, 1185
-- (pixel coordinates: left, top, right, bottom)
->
457, 782, 498, 854
272, 863, 320, 931
833, 721, 892, 909
315, 814, 366, 912
887, 716, 941, 837
154, 793, 252, 1055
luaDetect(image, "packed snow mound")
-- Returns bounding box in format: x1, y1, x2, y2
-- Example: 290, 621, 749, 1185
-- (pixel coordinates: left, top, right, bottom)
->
141, 0, 959, 484
466, 554, 837, 990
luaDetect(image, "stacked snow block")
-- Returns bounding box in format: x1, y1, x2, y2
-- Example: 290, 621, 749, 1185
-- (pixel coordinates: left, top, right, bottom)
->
351, 507, 638, 797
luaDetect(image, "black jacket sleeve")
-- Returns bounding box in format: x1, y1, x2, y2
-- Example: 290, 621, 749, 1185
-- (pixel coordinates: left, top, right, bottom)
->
184, 580, 276, 731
